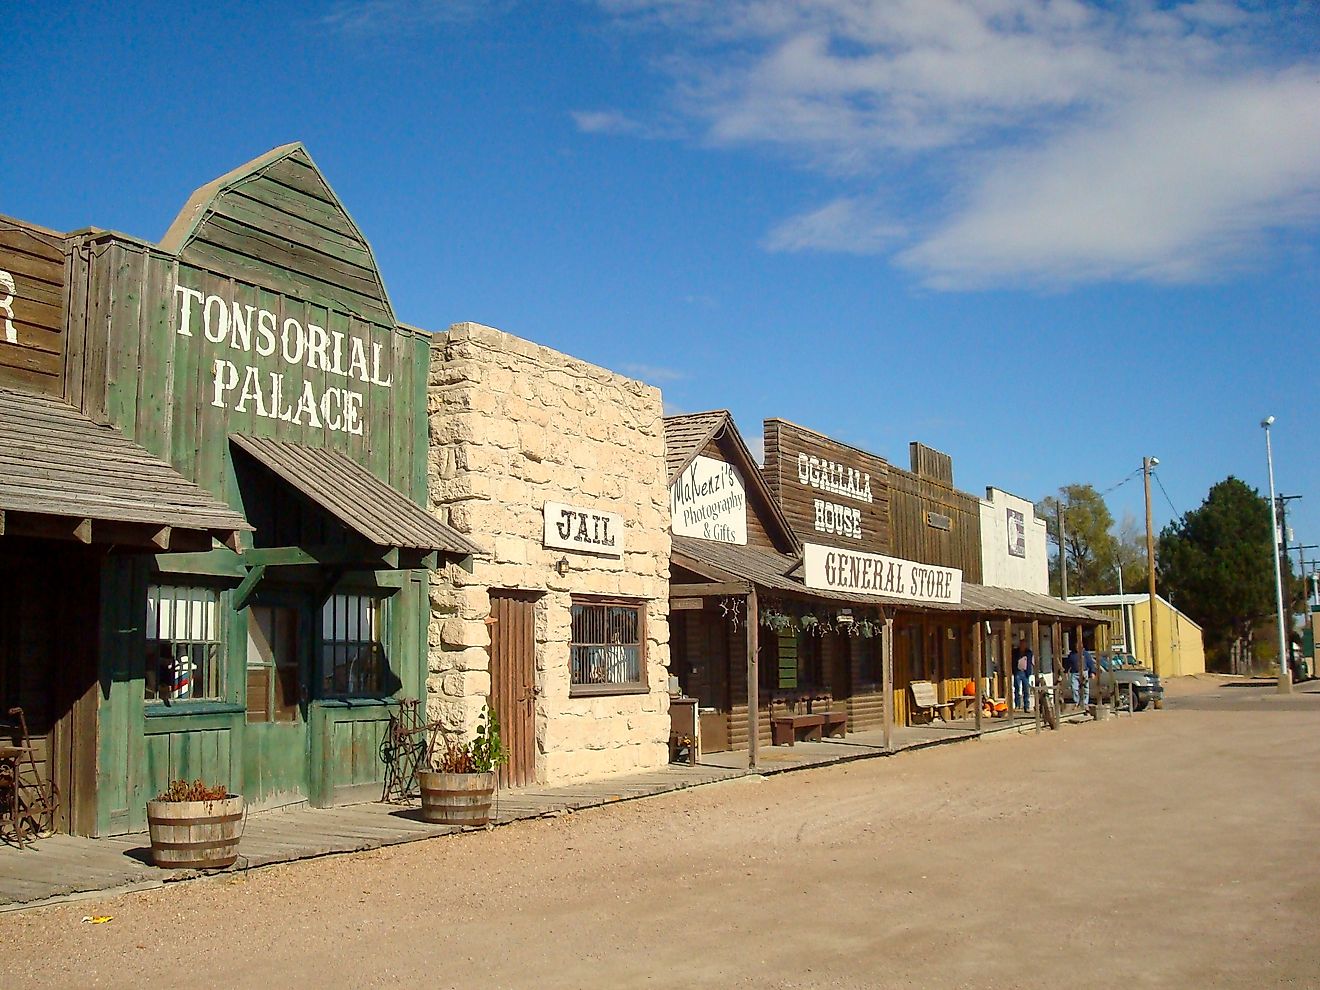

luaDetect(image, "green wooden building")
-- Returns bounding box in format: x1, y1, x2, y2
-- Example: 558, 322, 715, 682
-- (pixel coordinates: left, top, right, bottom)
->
0, 145, 473, 836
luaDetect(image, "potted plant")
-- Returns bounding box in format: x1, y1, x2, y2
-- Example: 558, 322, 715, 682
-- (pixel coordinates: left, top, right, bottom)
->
146, 779, 244, 869
419, 705, 507, 827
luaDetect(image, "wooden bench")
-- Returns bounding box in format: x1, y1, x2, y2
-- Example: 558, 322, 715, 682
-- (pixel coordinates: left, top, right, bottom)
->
820, 709, 847, 738
771, 711, 824, 747
909, 680, 955, 724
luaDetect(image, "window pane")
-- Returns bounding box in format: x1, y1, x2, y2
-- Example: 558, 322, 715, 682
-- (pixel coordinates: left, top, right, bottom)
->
145, 585, 223, 703
570, 601, 644, 689
320, 595, 386, 697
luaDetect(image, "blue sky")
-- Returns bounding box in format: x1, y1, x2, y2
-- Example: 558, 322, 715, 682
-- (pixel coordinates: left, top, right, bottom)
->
6, 1, 1319, 580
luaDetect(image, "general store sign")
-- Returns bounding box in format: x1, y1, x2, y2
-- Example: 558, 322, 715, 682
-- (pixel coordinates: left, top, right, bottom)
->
803, 542, 962, 604
543, 501, 625, 557
174, 282, 393, 437
670, 455, 747, 545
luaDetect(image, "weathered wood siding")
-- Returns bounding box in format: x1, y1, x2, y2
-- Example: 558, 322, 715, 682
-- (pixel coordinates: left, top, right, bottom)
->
0, 218, 67, 397
888, 467, 984, 582
763, 418, 892, 554
693, 436, 783, 552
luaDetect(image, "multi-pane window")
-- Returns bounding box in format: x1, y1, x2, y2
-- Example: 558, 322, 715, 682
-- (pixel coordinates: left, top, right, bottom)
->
570, 600, 644, 693
246, 605, 300, 723
145, 585, 224, 702
320, 594, 386, 696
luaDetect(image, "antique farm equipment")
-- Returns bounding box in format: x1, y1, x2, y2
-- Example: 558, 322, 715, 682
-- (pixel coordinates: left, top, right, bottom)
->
380, 699, 440, 804
146, 780, 245, 869
0, 707, 60, 847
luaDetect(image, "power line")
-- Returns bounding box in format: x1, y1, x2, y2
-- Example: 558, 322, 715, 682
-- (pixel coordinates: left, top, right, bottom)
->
1153, 472, 1181, 520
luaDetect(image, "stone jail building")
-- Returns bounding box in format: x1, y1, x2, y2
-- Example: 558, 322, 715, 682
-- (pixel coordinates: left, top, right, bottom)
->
427, 323, 672, 786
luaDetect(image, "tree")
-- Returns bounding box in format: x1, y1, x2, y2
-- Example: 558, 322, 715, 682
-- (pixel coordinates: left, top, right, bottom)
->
1157, 476, 1291, 673
1035, 484, 1119, 596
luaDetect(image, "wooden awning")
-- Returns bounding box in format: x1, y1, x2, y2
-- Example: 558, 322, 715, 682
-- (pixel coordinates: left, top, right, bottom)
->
229, 434, 477, 557
0, 387, 251, 550
672, 536, 1108, 623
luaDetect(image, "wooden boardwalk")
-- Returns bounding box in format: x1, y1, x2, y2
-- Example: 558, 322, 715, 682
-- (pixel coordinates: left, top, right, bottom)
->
0, 762, 742, 913
0, 711, 1097, 913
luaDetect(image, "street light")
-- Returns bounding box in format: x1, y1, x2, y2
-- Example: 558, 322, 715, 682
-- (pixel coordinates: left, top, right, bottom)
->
1262, 416, 1292, 694
1143, 456, 1161, 678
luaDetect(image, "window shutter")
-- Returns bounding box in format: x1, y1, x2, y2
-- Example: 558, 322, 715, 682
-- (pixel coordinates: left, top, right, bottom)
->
777, 630, 798, 689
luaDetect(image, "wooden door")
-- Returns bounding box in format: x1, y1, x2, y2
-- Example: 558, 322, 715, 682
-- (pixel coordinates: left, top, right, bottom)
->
488, 591, 538, 789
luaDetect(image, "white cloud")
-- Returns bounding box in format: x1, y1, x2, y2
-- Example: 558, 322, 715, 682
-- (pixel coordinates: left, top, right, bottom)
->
322, 0, 508, 34
901, 69, 1320, 287
764, 196, 905, 253
594, 1, 1320, 288
572, 110, 646, 135
625, 363, 687, 382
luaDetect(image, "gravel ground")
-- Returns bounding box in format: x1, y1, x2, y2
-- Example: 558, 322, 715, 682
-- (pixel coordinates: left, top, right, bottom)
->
2, 675, 1317, 989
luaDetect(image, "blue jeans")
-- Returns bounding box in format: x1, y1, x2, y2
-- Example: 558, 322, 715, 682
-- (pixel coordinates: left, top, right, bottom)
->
1069, 672, 1081, 706
1013, 671, 1031, 710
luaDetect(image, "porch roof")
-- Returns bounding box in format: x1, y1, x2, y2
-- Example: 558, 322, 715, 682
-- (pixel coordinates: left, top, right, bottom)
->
229, 434, 477, 557
0, 387, 251, 546
671, 536, 1109, 624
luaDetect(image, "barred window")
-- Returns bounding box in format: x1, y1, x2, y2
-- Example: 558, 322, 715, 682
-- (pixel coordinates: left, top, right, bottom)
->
570, 599, 645, 694
321, 594, 386, 697
145, 585, 224, 703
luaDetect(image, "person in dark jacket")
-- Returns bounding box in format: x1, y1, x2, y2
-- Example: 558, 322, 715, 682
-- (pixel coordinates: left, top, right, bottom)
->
1013, 642, 1033, 711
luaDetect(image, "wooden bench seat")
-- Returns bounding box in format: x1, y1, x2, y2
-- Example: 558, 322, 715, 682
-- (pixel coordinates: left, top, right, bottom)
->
909, 680, 955, 724
771, 712, 824, 747
820, 710, 847, 738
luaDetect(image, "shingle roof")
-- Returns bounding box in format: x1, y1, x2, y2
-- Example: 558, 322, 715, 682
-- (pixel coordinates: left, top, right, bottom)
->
0, 387, 251, 538
229, 434, 477, 556
663, 411, 729, 482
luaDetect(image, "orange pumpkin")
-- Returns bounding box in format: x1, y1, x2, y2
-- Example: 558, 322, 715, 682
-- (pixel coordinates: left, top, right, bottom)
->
993, 701, 1008, 713
962, 681, 976, 697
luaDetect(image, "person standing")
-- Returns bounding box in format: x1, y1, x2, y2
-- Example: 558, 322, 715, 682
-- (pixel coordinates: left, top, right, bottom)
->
1013, 642, 1033, 712
1065, 645, 1081, 709
1082, 649, 1096, 707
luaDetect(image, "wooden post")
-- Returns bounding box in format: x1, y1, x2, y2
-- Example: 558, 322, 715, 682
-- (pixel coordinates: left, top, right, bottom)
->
974, 616, 984, 733
1032, 618, 1041, 733
1075, 622, 1085, 708
1005, 615, 1014, 717
747, 587, 759, 771
882, 611, 895, 752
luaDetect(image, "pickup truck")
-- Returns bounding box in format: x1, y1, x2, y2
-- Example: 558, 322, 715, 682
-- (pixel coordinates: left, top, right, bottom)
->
1060, 652, 1163, 711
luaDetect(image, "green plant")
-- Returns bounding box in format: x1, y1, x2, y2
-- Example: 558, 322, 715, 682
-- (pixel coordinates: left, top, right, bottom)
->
154, 779, 230, 802
432, 705, 508, 774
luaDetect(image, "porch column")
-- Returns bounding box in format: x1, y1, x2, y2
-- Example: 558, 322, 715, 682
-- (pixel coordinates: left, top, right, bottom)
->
1004, 615, 1014, 717
747, 586, 759, 771
1075, 622, 1086, 708
882, 610, 895, 752
974, 615, 984, 733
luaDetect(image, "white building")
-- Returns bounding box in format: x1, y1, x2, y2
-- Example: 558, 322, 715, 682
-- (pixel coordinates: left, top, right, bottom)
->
979, 487, 1049, 595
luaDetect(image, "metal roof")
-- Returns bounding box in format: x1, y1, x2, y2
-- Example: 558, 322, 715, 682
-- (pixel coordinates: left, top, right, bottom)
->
0, 387, 252, 537
229, 434, 477, 556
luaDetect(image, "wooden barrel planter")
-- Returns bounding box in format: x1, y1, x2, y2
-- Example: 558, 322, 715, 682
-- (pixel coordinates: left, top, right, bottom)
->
146, 795, 245, 869
419, 771, 496, 826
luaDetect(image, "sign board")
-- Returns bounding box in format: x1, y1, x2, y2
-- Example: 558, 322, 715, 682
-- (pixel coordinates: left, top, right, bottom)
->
670, 455, 747, 545
543, 501, 625, 557
762, 419, 891, 553
0, 220, 67, 397
1006, 507, 1026, 558
803, 542, 963, 604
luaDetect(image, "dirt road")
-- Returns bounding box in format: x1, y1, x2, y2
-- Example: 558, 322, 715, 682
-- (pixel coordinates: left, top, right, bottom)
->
3, 676, 1317, 989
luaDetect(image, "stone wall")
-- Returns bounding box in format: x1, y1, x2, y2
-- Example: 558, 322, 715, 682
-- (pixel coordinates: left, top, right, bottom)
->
427, 322, 671, 783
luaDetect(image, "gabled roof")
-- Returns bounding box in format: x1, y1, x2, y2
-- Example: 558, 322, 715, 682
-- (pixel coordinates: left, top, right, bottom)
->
664, 410, 800, 555
0, 387, 250, 543
230, 435, 477, 557
159, 143, 395, 325
1070, 593, 1201, 629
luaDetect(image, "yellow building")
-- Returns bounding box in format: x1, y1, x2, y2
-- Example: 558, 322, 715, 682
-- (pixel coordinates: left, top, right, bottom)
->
1069, 594, 1206, 678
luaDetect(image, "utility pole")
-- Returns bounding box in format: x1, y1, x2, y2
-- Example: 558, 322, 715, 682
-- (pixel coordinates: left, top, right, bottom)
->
1058, 496, 1069, 602
1261, 417, 1291, 694
1143, 456, 1161, 678
1276, 494, 1303, 681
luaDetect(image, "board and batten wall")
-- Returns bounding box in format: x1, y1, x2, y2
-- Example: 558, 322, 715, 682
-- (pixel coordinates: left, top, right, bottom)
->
58, 145, 435, 831
888, 442, 983, 584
